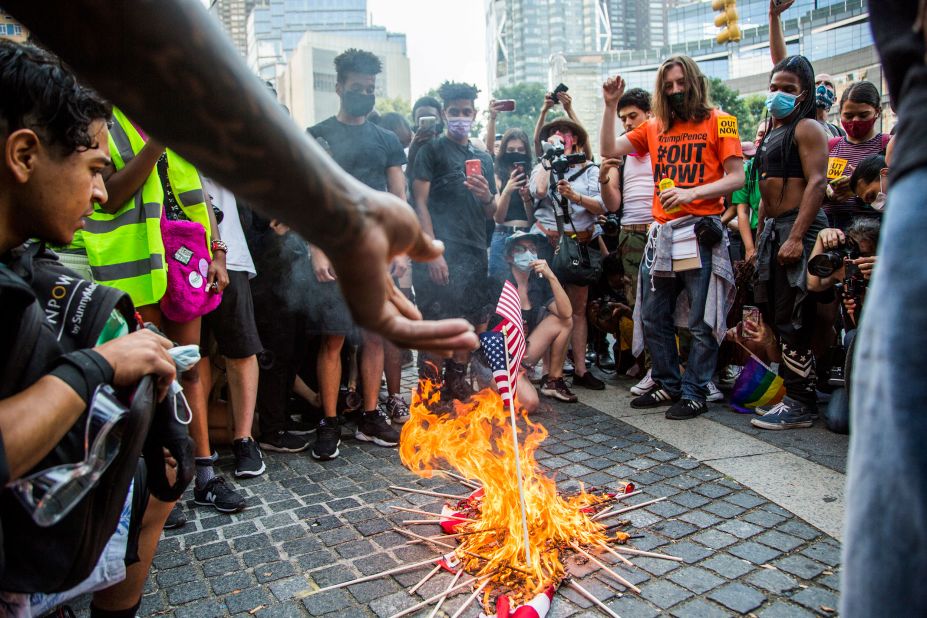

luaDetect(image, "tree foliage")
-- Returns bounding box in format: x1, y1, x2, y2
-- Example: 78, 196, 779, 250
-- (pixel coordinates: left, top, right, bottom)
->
708, 77, 766, 143
489, 82, 564, 136
375, 96, 411, 118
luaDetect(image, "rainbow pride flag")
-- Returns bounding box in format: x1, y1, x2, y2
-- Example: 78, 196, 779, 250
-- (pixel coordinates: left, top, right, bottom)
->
729, 356, 786, 414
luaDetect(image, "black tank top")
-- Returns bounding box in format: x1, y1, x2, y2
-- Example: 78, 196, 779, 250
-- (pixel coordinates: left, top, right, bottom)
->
756, 125, 805, 180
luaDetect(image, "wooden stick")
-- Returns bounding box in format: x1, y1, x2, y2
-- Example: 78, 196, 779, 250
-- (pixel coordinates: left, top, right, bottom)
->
389, 485, 470, 501
310, 556, 441, 595
569, 542, 641, 594
602, 496, 666, 517
408, 564, 441, 596
393, 527, 456, 550
566, 579, 621, 618
502, 321, 533, 567
598, 541, 635, 568
592, 491, 643, 520
449, 579, 490, 618
402, 519, 451, 526
389, 574, 490, 618
440, 470, 482, 490
611, 546, 684, 562
391, 505, 476, 522
427, 568, 463, 618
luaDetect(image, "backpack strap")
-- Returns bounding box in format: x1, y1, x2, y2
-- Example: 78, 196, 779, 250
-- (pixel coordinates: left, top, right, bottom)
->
827, 136, 842, 152
0, 265, 45, 399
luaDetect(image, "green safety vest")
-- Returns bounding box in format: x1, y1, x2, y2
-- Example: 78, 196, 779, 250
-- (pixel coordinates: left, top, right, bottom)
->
80, 107, 212, 308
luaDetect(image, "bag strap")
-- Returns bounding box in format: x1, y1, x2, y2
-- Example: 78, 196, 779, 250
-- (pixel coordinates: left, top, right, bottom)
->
827, 136, 842, 152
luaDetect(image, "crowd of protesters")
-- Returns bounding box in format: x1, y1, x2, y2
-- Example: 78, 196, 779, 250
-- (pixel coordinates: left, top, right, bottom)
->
0, 0, 917, 612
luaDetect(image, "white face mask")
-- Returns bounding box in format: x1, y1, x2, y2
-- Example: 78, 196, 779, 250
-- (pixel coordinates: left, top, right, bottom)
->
870, 175, 887, 212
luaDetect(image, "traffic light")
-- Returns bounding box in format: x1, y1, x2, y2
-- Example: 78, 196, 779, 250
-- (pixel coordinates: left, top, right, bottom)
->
712, 0, 741, 44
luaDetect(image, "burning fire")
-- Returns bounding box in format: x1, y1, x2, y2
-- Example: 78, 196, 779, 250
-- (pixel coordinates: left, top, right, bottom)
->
399, 380, 615, 604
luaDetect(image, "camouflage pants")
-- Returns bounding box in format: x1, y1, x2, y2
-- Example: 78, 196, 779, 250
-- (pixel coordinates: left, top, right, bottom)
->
618, 228, 648, 308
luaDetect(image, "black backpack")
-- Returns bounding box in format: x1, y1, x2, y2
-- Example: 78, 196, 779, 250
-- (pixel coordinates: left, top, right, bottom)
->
0, 244, 155, 592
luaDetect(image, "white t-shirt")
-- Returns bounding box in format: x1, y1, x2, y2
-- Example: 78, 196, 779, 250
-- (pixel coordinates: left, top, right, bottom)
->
621, 152, 655, 226
202, 177, 256, 277
529, 162, 604, 233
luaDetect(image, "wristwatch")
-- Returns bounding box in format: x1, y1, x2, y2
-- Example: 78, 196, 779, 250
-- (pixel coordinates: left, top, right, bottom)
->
210, 239, 228, 254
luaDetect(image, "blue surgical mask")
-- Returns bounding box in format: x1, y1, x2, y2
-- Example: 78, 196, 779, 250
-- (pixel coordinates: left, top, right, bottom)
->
765, 91, 800, 119
447, 117, 473, 139
513, 251, 537, 272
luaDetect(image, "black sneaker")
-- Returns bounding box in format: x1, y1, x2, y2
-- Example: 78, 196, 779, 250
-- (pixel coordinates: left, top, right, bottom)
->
163, 504, 187, 530
540, 376, 578, 403
630, 385, 679, 408
665, 398, 708, 420
355, 410, 400, 447
260, 430, 309, 454
233, 437, 267, 477
194, 476, 246, 513
573, 371, 605, 390
312, 417, 341, 461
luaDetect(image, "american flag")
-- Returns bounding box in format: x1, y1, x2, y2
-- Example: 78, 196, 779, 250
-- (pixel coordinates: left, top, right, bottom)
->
481, 330, 517, 409
494, 280, 526, 369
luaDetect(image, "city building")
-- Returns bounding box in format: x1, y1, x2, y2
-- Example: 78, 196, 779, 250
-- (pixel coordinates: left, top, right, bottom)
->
277, 28, 410, 128
209, 0, 258, 57
544, 0, 880, 149
0, 10, 28, 43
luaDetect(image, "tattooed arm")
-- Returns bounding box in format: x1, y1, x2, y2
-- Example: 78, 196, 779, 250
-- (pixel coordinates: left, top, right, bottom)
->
4, 0, 476, 352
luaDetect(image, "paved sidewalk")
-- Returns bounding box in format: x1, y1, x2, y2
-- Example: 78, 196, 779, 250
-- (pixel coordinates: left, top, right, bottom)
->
70, 371, 842, 618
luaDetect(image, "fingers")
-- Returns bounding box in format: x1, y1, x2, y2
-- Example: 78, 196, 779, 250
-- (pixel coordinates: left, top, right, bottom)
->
379, 316, 478, 352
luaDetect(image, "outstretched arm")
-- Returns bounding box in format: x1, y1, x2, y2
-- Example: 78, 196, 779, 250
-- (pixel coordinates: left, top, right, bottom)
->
5, 0, 476, 351
600, 75, 636, 159
769, 0, 796, 65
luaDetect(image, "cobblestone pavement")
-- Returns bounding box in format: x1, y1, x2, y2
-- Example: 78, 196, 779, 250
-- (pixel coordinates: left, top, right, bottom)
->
75, 382, 842, 618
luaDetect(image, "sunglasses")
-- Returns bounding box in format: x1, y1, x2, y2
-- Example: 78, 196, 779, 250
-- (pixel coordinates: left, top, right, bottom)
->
8, 384, 130, 527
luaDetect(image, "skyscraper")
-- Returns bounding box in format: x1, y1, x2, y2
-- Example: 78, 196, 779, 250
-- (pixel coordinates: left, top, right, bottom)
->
209, 0, 257, 57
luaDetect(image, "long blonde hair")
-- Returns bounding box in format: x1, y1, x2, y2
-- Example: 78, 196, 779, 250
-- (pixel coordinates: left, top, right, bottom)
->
652, 55, 713, 132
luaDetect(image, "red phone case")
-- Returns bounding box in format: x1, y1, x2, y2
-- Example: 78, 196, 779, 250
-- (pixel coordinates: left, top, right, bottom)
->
465, 159, 482, 177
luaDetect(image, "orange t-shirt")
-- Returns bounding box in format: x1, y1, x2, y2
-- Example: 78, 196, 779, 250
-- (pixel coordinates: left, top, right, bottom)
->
626, 109, 743, 223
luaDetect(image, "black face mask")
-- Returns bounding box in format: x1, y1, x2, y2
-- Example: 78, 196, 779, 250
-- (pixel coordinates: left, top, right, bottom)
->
343, 91, 375, 118
668, 92, 687, 119
498, 152, 530, 168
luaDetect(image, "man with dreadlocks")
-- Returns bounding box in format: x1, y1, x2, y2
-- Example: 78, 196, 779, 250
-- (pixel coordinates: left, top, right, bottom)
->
749, 55, 830, 430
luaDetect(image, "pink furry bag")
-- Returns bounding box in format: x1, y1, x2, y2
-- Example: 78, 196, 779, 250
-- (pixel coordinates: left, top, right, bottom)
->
159, 212, 222, 323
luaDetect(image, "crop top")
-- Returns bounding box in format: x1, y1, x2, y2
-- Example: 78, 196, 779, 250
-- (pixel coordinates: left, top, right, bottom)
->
756, 125, 805, 180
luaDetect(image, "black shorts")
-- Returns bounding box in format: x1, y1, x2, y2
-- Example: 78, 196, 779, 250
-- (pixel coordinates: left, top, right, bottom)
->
203, 270, 263, 358
306, 278, 354, 336
412, 241, 490, 325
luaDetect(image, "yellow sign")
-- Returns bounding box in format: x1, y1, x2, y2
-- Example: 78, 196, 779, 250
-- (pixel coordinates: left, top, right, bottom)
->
718, 115, 739, 139
827, 157, 848, 179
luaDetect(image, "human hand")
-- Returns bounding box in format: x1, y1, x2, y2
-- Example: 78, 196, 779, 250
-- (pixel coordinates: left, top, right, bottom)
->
322, 185, 477, 351
427, 255, 449, 286
830, 176, 854, 202
311, 246, 337, 282
745, 246, 757, 265
853, 255, 877, 280
599, 157, 622, 184
489, 99, 508, 118
269, 219, 290, 236
389, 255, 411, 279
777, 237, 804, 265
742, 313, 774, 347
602, 75, 626, 106
531, 259, 553, 279
206, 254, 229, 294
557, 179, 580, 203
559, 92, 574, 111
819, 227, 845, 250
659, 187, 697, 210
413, 126, 436, 146
508, 167, 528, 188
95, 329, 176, 401
769, 0, 795, 17
519, 186, 533, 202
842, 295, 858, 325
465, 173, 493, 203
541, 95, 556, 113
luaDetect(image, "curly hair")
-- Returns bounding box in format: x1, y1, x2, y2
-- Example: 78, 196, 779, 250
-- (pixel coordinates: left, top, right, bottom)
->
334, 48, 382, 82
0, 40, 111, 155
437, 81, 480, 107
618, 88, 652, 113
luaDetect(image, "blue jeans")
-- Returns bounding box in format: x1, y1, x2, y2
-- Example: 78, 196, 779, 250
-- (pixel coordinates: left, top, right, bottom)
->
640, 238, 716, 402
842, 168, 927, 616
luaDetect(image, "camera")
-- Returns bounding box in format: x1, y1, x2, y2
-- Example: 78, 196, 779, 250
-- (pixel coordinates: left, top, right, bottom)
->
603, 214, 621, 236
807, 236, 860, 277
541, 142, 586, 175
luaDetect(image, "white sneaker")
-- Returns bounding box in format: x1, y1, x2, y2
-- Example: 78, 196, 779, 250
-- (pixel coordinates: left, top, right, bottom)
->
630, 369, 655, 396
706, 381, 724, 402
718, 364, 743, 388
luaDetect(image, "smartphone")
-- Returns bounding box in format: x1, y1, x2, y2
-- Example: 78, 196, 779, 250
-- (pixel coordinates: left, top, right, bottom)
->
552, 83, 569, 103
418, 115, 437, 130
495, 99, 516, 112
742, 305, 760, 336
465, 159, 482, 177
513, 162, 526, 176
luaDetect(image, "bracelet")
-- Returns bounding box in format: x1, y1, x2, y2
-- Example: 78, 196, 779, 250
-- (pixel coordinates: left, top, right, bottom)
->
48, 349, 115, 404
210, 239, 228, 254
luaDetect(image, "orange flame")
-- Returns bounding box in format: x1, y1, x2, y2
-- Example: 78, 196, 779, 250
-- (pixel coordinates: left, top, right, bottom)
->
399, 380, 611, 602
